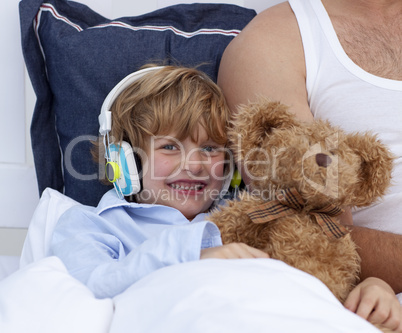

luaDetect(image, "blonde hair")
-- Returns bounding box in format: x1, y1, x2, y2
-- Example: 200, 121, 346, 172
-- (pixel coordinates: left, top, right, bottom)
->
94, 65, 230, 165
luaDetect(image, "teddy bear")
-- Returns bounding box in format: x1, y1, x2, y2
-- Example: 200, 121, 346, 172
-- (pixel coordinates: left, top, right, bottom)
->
209, 98, 394, 308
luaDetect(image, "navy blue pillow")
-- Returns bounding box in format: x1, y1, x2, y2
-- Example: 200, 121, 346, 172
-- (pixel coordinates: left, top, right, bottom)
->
19, 0, 256, 206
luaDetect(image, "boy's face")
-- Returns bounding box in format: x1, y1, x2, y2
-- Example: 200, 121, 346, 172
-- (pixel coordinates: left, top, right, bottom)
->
135, 125, 226, 220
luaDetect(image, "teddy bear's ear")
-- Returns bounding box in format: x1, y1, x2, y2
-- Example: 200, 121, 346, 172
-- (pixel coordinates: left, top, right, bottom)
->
345, 133, 394, 207
228, 98, 299, 158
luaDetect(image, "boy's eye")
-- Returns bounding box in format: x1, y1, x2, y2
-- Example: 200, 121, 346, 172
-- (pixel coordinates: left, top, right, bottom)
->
162, 144, 177, 150
201, 146, 215, 152
201, 146, 223, 155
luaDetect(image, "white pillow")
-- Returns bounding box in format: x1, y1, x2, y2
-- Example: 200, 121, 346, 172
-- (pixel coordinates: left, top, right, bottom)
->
0, 256, 20, 281
0, 256, 113, 333
20, 188, 80, 268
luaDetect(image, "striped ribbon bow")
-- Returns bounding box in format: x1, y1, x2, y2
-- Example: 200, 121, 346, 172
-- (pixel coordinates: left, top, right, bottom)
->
246, 187, 348, 240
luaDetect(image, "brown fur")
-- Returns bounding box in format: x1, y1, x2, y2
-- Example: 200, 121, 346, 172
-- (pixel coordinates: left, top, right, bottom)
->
209, 99, 394, 330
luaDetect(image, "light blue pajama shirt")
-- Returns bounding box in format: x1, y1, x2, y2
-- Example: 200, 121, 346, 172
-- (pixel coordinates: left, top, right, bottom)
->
50, 189, 222, 299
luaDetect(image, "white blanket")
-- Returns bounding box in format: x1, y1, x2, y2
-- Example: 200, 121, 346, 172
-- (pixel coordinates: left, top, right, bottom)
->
111, 259, 380, 333
0, 257, 113, 333
0, 256, 381, 333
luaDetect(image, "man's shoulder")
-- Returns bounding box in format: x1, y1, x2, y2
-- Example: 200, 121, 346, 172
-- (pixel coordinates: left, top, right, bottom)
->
218, 1, 309, 116
221, 2, 304, 78
241, 3, 299, 42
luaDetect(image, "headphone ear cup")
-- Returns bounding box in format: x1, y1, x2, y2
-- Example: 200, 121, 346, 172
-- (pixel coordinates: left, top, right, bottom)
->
108, 141, 142, 196
105, 161, 121, 183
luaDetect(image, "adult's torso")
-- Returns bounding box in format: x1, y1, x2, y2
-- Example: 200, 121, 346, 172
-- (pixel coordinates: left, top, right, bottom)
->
288, 0, 402, 233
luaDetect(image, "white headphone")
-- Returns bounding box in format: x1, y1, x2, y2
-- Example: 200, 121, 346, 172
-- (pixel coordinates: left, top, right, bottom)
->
99, 67, 164, 198
99, 66, 236, 201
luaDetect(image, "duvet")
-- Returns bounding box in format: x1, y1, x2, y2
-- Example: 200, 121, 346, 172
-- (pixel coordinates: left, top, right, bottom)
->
0, 256, 381, 333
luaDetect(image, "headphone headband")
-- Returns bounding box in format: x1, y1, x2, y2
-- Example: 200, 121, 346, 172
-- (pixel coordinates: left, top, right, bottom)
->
99, 66, 164, 135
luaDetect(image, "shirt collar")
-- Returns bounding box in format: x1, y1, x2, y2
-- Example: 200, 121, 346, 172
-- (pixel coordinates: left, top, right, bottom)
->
95, 189, 210, 222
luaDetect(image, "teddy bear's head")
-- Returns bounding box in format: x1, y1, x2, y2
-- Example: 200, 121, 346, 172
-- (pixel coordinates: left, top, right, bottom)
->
229, 99, 394, 210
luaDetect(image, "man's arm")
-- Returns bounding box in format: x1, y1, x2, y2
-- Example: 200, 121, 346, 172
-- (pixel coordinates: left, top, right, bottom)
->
218, 2, 402, 293
217, 2, 312, 121
350, 226, 402, 294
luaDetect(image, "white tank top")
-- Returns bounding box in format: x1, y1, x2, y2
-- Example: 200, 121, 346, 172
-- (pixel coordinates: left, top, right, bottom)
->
288, 0, 402, 234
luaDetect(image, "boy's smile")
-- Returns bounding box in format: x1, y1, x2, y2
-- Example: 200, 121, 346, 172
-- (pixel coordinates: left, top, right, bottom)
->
135, 125, 227, 220
168, 181, 206, 192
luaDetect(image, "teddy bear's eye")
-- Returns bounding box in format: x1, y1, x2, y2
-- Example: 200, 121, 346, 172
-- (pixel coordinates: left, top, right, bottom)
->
316, 153, 332, 168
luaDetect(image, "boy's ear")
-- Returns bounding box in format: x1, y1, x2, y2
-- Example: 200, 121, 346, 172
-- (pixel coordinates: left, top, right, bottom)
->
228, 98, 299, 160
345, 133, 394, 207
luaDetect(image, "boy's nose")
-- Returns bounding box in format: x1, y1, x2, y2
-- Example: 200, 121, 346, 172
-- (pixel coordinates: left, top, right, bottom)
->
183, 150, 204, 175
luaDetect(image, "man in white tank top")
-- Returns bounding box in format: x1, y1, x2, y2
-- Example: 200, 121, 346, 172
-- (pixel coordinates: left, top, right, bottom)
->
218, 0, 402, 326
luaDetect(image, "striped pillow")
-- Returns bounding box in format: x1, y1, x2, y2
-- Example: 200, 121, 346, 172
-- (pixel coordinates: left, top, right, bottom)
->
19, 0, 256, 206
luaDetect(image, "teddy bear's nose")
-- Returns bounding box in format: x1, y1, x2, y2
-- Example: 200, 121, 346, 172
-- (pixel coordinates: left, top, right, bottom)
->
316, 153, 332, 168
